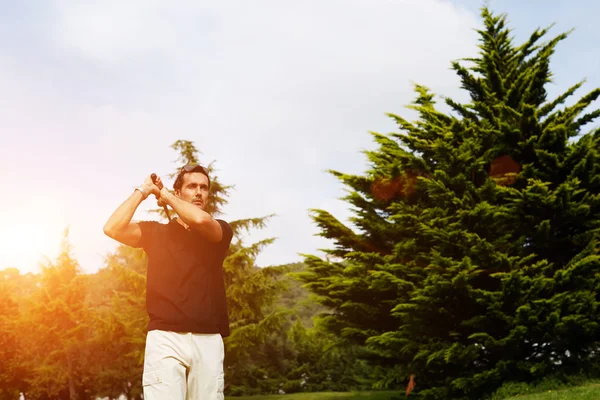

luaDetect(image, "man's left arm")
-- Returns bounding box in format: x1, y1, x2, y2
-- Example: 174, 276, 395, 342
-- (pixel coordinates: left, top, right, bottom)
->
158, 188, 223, 242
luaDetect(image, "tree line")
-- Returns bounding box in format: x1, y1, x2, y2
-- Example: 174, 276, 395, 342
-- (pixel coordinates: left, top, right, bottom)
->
3, 7, 600, 400
0, 139, 373, 400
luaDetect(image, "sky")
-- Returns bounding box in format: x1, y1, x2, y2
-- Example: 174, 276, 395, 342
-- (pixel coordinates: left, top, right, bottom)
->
2, 0, 600, 275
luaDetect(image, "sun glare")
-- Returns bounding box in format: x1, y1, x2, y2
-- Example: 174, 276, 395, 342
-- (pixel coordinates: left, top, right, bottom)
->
0, 218, 63, 274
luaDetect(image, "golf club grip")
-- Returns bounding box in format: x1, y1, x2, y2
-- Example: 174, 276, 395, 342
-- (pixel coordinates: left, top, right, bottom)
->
150, 173, 163, 189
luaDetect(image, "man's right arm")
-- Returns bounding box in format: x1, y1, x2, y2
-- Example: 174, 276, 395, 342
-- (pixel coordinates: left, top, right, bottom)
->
103, 178, 158, 247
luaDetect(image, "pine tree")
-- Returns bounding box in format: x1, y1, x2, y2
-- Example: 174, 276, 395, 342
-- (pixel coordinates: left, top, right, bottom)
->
0, 269, 43, 399
91, 245, 148, 400
158, 141, 289, 393
0, 269, 26, 400
299, 7, 600, 399
18, 229, 93, 400
100, 140, 287, 395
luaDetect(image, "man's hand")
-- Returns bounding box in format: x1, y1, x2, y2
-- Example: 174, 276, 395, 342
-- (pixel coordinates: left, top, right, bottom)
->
142, 175, 162, 199
157, 190, 167, 208
148, 175, 169, 208
104, 174, 161, 247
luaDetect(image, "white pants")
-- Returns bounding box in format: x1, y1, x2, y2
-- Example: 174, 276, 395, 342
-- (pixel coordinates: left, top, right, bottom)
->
142, 330, 225, 400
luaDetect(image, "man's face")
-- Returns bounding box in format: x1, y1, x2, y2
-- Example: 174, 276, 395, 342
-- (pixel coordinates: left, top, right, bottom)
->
175, 172, 209, 210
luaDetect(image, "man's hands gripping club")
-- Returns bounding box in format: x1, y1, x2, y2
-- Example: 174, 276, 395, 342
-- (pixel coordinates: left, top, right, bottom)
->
138, 173, 169, 210
103, 171, 222, 246
103, 174, 163, 247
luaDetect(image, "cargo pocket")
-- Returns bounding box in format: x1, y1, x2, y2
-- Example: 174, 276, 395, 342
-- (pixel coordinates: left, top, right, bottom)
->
143, 368, 168, 388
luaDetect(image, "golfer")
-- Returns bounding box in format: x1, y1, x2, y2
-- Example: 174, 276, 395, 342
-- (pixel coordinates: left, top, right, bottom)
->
103, 164, 233, 400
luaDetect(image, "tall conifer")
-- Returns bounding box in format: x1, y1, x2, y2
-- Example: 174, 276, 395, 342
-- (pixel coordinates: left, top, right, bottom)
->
299, 8, 600, 399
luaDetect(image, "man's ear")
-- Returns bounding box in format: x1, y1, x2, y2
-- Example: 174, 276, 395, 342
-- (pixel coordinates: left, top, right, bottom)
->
174, 189, 181, 198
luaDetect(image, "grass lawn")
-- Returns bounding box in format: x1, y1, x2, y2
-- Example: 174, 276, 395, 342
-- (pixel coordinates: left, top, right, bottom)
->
226, 384, 600, 400
228, 391, 399, 400
502, 383, 600, 399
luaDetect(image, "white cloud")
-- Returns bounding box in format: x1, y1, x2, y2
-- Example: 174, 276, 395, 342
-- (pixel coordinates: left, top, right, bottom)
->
51, 0, 181, 64
1, 0, 480, 273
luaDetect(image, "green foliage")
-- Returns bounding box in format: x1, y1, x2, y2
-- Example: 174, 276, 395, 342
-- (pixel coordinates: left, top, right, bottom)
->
300, 6, 600, 400
0, 140, 293, 399
90, 245, 148, 400
0, 270, 26, 399
0, 260, 379, 398
277, 263, 330, 327
226, 264, 378, 396
226, 314, 376, 396
16, 229, 95, 400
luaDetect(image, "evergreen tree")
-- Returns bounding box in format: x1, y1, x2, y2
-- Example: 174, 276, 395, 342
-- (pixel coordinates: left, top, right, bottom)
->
0, 269, 26, 400
91, 245, 148, 400
0, 269, 44, 399
299, 7, 600, 399
159, 141, 289, 393
99, 140, 287, 395
18, 229, 94, 400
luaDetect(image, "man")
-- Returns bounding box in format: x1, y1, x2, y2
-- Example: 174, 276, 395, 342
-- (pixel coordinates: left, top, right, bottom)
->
103, 164, 233, 400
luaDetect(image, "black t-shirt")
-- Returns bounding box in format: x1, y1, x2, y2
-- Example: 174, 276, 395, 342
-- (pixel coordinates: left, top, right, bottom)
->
135, 218, 233, 337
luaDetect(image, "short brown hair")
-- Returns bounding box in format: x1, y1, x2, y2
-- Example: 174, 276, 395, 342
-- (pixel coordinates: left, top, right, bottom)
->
173, 164, 211, 192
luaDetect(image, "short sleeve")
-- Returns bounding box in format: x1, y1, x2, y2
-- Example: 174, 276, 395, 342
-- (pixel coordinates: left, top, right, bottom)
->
135, 220, 160, 250
217, 220, 233, 249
